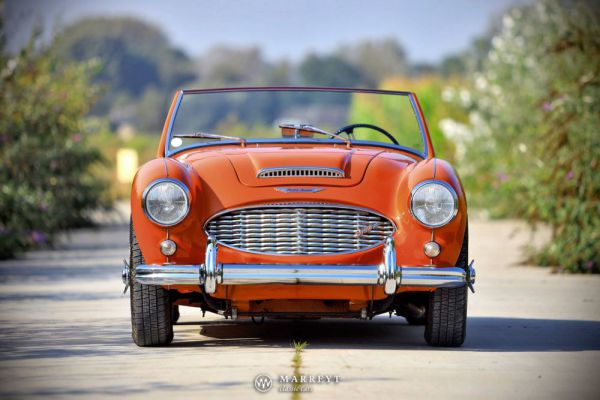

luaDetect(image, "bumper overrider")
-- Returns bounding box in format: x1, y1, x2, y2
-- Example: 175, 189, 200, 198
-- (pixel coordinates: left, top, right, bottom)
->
127, 237, 476, 295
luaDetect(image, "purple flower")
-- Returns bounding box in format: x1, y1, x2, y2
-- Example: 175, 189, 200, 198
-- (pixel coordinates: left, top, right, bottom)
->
586, 261, 594, 271
39, 202, 48, 212
0, 224, 7, 235
542, 102, 552, 111
72, 134, 81, 143
30, 230, 46, 244
566, 171, 574, 180
496, 172, 508, 182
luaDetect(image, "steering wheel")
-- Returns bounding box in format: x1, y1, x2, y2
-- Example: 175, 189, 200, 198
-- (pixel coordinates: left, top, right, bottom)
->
334, 123, 399, 145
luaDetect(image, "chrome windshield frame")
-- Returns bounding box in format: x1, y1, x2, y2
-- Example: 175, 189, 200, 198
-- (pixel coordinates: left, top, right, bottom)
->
164, 87, 432, 159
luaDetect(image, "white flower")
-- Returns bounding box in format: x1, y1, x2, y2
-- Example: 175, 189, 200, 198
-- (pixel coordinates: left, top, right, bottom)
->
525, 57, 536, 68
459, 89, 471, 106
489, 51, 499, 63
475, 75, 488, 90
503, 15, 515, 29
441, 87, 455, 102
518, 143, 527, 153
491, 85, 502, 97
492, 37, 504, 50
439, 118, 470, 141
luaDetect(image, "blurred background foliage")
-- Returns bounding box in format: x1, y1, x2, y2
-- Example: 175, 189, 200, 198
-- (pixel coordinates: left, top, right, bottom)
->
443, 0, 599, 272
1, 0, 598, 271
0, 28, 108, 258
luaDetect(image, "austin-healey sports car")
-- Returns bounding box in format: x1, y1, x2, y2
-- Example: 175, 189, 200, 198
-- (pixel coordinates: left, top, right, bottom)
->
123, 87, 476, 347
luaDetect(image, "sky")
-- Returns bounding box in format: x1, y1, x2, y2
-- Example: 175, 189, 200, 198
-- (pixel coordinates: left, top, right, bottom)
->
5, 0, 529, 63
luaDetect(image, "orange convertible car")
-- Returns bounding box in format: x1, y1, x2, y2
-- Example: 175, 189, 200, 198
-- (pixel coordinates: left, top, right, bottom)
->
123, 87, 476, 347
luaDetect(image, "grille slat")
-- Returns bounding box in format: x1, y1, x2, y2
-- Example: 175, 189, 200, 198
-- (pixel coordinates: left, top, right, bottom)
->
206, 204, 395, 255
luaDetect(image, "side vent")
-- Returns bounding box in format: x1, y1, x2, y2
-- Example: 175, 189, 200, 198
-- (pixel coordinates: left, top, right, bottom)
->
257, 167, 344, 178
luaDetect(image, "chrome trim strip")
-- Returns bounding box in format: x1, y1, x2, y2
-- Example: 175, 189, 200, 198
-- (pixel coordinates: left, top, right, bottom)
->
409, 180, 459, 228
275, 187, 325, 193
135, 264, 200, 285
401, 266, 466, 287
257, 166, 345, 178
220, 265, 468, 288
141, 178, 191, 227
222, 264, 382, 285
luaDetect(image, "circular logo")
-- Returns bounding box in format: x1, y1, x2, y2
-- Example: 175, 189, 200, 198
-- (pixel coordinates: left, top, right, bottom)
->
254, 374, 273, 393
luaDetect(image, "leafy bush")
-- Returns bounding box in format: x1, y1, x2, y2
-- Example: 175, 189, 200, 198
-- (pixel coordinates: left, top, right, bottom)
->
0, 35, 108, 259
443, 0, 599, 272
348, 76, 468, 162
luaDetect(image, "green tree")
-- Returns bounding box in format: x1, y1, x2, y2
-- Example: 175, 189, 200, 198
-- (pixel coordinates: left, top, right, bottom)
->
448, 0, 600, 272
52, 17, 195, 129
0, 28, 107, 258
196, 45, 268, 86
337, 38, 409, 83
299, 53, 370, 87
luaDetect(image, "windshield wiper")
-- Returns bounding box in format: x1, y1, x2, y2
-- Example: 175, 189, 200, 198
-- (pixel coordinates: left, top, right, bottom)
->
174, 131, 246, 147
278, 124, 351, 149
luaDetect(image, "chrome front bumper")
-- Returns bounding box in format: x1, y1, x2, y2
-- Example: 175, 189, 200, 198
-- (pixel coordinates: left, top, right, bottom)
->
131, 237, 476, 295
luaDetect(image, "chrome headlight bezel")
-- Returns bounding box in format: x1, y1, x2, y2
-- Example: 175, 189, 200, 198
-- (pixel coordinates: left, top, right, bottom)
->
142, 178, 190, 227
410, 180, 459, 228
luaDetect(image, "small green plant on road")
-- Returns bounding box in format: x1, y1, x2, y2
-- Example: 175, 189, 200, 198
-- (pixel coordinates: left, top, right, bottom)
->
291, 341, 308, 400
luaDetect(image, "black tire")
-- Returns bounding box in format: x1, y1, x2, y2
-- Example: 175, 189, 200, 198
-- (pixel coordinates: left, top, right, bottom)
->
129, 222, 174, 346
424, 224, 469, 347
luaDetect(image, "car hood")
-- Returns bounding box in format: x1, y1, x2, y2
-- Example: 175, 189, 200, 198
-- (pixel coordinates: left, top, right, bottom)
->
176, 146, 415, 187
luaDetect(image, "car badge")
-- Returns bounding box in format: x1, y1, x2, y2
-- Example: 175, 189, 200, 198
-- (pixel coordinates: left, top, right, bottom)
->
355, 222, 381, 238
275, 187, 325, 193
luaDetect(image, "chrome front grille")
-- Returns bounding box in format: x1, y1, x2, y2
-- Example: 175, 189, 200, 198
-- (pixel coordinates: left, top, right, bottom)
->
257, 167, 344, 178
205, 204, 395, 255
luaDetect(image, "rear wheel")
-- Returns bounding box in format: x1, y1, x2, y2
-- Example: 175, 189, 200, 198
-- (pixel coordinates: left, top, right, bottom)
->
424, 224, 469, 347
129, 222, 174, 346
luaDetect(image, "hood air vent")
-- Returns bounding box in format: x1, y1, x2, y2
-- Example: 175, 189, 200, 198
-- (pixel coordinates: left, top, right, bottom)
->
257, 167, 344, 178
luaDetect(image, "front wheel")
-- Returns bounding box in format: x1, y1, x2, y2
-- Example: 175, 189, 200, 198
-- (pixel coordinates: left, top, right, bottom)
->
129, 222, 174, 346
424, 286, 468, 347
424, 223, 469, 347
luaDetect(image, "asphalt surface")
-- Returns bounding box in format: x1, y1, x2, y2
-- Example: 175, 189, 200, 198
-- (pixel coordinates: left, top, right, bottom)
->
0, 220, 599, 399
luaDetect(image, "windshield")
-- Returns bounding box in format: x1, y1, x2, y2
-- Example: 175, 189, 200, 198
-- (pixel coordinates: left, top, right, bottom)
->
167, 88, 427, 156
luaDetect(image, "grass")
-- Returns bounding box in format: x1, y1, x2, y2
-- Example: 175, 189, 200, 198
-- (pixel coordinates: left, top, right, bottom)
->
291, 340, 308, 400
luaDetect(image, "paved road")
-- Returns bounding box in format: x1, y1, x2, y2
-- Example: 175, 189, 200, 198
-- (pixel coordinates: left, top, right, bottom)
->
0, 221, 599, 399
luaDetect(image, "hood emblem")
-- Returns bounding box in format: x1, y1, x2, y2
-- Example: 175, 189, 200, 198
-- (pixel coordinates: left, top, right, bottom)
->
276, 187, 325, 193
355, 222, 381, 238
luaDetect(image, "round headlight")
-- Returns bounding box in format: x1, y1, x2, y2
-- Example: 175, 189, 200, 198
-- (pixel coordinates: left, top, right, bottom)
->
410, 181, 458, 228
143, 179, 190, 226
